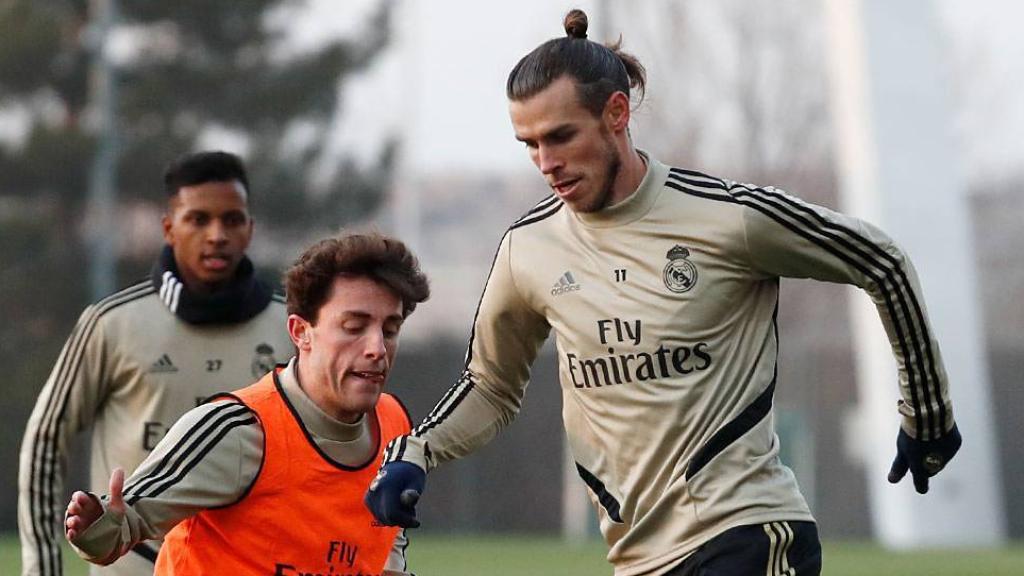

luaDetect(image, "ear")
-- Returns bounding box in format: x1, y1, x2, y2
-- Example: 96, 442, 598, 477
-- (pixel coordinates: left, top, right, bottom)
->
161, 212, 174, 245
604, 91, 631, 134
287, 314, 313, 352
240, 216, 255, 251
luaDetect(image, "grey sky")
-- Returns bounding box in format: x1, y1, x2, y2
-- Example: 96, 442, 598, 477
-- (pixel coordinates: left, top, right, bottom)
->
304, 0, 1023, 184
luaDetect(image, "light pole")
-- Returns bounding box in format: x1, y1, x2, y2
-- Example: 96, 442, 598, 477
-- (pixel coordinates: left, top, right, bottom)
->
86, 0, 120, 299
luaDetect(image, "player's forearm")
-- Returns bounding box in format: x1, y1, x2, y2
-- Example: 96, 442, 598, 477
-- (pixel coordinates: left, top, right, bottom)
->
390, 371, 520, 471
864, 252, 954, 440
395, 232, 547, 471
810, 234, 954, 440
18, 377, 74, 576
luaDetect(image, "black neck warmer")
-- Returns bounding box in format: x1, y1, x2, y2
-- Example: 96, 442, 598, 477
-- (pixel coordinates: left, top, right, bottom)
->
150, 245, 274, 325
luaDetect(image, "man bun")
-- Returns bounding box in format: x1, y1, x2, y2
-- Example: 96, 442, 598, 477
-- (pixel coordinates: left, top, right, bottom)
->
564, 9, 588, 39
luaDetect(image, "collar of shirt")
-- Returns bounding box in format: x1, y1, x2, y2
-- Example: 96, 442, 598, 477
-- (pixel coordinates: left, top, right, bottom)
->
278, 357, 374, 448
572, 150, 668, 229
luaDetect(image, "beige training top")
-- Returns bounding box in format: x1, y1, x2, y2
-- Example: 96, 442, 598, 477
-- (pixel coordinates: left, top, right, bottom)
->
384, 153, 953, 576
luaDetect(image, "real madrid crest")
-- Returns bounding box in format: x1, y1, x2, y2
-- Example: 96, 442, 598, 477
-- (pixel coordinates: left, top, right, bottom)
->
251, 343, 277, 378
663, 245, 698, 293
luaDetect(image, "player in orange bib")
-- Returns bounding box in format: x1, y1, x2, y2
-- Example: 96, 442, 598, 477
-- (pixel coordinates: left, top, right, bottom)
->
63, 232, 430, 576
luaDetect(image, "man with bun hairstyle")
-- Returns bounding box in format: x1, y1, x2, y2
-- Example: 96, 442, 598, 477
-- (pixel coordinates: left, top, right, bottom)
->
64, 232, 429, 576
19, 150, 293, 576
367, 8, 961, 576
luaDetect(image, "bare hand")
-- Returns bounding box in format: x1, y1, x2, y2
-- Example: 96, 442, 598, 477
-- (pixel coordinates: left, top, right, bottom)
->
65, 467, 125, 541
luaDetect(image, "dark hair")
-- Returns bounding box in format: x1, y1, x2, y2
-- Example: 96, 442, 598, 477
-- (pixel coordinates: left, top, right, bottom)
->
163, 151, 250, 198
285, 232, 430, 323
506, 8, 646, 116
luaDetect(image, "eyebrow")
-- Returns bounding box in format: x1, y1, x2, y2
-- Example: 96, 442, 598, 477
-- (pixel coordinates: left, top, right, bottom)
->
182, 208, 248, 217
339, 311, 404, 324
515, 122, 575, 144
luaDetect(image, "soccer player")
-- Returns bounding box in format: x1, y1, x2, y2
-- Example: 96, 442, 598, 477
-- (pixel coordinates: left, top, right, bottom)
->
19, 151, 294, 576
366, 9, 962, 576
63, 232, 429, 576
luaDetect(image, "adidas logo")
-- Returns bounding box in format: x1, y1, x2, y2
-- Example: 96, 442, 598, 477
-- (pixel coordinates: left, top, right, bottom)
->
149, 354, 179, 374
550, 271, 581, 296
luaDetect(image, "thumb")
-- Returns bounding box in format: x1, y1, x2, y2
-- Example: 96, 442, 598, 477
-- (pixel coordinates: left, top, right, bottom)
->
400, 489, 420, 508
887, 452, 909, 484
108, 468, 126, 514
912, 471, 930, 495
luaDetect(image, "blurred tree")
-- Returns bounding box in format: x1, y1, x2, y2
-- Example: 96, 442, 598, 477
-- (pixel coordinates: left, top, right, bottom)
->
0, 0, 396, 530
0, 0, 395, 224
607, 0, 832, 188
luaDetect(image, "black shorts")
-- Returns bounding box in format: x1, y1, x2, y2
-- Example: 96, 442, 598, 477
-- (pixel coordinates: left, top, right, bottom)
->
665, 521, 821, 576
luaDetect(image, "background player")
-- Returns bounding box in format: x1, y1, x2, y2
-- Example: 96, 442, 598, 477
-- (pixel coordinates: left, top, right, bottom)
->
19, 151, 293, 576
63, 232, 429, 576
366, 9, 962, 576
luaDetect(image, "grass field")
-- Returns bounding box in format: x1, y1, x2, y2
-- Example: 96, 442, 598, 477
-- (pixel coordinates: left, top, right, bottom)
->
3, 533, 1023, 575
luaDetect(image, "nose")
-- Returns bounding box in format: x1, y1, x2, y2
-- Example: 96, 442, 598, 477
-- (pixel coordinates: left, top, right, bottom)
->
206, 219, 228, 245
363, 330, 387, 361
536, 145, 562, 175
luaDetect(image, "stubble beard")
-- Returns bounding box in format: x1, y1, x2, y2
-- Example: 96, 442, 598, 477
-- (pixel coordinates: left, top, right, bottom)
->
577, 133, 622, 214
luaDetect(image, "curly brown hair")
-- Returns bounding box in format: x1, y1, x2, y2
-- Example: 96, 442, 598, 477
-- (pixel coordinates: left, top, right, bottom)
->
285, 232, 430, 324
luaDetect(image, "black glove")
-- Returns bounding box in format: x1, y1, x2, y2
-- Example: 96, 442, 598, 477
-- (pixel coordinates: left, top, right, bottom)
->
364, 461, 426, 528
887, 423, 962, 494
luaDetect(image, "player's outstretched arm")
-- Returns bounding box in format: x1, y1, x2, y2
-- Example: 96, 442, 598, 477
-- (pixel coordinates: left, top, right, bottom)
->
364, 232, 550, 529
741, 189, 957, 483
65, 399, 262, 566
887, 422, 962, 494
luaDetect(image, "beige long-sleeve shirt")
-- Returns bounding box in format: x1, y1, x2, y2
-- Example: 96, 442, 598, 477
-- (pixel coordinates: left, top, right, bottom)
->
69, 358, 412, 576
383, 153, 953, 575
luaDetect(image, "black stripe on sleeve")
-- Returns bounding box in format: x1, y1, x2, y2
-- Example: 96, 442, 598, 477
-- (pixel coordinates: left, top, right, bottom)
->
410, 201, 557, 445
413, 378, 463, 438
511, 200, 563, 230
131, 543, 158, 563
394, 435, 408, 461
123, 403, 252, 500
125, 411, 257, 505
27, 282, 153, 575
664, 172, 924, 437
409, 228, 510, 439
514, 194, 559, 223
728, 185, 934, 437
741, 183, 945, 437
382, 438, 398, 463
666, 170, 943, 439
381, 435, 409, 465
412, 375, 476, 438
